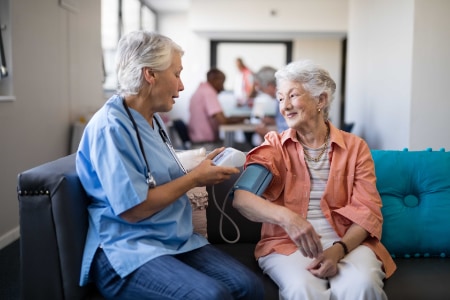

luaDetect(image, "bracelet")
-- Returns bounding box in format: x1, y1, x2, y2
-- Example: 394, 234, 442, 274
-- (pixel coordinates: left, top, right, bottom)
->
333, 241, 349, 255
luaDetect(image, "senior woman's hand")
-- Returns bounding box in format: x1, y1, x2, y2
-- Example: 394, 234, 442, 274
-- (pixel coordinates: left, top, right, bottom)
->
282, 210, 323, 259
306, 248, 341, 279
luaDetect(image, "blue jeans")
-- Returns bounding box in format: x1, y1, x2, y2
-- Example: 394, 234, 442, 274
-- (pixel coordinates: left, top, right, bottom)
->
92, 244, 264, 300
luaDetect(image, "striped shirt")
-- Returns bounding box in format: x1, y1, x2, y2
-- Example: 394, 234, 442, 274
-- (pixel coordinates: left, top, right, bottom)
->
303, 144, 331, 220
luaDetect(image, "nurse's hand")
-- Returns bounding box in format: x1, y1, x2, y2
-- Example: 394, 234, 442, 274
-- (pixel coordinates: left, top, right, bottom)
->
190, 148, 240, 186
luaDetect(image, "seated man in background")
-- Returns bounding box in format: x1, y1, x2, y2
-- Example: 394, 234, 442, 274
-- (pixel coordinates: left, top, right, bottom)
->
189, 68, 247, 150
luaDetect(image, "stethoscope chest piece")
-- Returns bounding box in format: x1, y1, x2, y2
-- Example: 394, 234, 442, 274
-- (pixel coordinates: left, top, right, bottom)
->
146, 172, 157, 189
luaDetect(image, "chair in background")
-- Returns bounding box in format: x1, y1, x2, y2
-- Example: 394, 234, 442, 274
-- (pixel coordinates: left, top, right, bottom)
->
172, 119, 192, 150
342, 122, 355, 133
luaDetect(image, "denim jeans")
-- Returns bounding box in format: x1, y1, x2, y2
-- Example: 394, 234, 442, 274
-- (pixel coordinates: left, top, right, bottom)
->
92, 244, 264, 300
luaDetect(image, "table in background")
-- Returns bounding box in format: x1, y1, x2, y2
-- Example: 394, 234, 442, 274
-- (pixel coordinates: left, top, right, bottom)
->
220, 123, 277, 148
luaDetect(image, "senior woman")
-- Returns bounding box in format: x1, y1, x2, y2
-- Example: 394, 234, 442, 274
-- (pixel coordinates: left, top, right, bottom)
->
232, 60, 396, 300
76, 30, 263, 300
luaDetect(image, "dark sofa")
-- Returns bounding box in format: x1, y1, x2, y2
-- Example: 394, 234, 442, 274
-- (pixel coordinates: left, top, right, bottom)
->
17, 149, 450, 300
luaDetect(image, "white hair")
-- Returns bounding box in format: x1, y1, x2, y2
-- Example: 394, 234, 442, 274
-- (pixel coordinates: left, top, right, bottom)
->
115, 31, 184, 97
275, 60, 336, 120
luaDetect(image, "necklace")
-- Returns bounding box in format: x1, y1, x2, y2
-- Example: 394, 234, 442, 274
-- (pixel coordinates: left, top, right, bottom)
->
300, 127, 330, 162
303, 142, 328, 162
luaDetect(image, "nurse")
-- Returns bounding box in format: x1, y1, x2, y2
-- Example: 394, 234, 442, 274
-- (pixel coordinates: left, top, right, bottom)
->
76, 30, 263, 300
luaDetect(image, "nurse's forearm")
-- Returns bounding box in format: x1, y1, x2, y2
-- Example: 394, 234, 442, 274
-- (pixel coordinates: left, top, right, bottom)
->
120, 174, 198, 223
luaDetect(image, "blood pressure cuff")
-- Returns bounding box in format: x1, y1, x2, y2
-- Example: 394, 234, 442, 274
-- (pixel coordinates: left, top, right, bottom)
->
232, 164, 273, 197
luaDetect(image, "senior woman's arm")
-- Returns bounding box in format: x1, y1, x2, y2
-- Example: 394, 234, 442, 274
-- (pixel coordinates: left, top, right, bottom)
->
333, 224, 369, 259
233, 189, 323, 258
333, 140, 384, 240
321, 139, 378, 262
233, 189, 289, 223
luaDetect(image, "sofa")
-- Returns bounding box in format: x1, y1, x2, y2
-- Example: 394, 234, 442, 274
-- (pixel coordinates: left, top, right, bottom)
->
17, 149, 450, 300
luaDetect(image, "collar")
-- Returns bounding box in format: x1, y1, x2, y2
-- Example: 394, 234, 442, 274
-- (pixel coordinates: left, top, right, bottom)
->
280, 122, 348, 151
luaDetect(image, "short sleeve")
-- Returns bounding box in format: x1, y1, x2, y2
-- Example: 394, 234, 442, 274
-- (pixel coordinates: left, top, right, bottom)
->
245, 141, 285, 201
203, 89, 223, 117
77, 123, 148, 216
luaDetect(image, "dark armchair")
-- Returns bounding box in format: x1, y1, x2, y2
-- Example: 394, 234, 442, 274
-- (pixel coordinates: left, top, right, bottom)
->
17, 154, 102, 300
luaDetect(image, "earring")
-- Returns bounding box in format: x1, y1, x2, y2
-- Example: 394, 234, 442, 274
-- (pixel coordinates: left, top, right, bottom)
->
318, 108, 321, 112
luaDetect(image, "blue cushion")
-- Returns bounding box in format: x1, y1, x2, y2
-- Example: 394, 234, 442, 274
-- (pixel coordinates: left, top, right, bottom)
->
371, 149, 450, 258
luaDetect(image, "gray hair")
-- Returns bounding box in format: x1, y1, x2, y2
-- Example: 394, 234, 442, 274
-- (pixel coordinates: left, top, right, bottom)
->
275, 60, 336, 121
255, 66, 276, 88
115, 31, 184, 97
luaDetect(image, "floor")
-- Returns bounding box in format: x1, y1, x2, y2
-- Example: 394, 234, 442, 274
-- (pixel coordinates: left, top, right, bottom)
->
0, 239, 20, 300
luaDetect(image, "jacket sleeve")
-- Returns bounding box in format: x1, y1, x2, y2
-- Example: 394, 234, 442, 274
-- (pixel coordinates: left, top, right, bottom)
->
331, 139, 384, 240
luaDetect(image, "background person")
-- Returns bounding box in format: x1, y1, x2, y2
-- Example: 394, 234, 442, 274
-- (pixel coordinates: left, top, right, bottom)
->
232, 59, 396, 299
76, 30, 263, 300
248, 66, 288, 146
233, 57, 255, 106
188, 68, 246, 151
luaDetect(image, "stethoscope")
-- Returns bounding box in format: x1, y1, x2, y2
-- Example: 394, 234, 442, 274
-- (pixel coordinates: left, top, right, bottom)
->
122, 99, 187, 188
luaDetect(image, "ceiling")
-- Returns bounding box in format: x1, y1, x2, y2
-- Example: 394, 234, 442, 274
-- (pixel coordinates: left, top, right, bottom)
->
142, 0, 191, 12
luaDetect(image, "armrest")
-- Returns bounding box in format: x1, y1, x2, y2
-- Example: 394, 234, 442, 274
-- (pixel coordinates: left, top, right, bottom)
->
17, 154, 97, 300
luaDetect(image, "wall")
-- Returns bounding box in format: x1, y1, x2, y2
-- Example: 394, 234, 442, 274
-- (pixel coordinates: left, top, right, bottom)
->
345, 0, 450, 150
162, 0, 347, 129
190, 0, 348, 36
410, 0, 450, 149
0, 0, 103, 248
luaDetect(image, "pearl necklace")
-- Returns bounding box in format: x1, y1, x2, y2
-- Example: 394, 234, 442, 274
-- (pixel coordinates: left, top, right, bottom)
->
300, 127, 330, 162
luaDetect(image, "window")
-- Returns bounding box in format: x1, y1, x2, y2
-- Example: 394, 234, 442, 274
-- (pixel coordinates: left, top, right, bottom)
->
210, 40, 292, 92
0, 0, 14, 101
101, 0, 156, 92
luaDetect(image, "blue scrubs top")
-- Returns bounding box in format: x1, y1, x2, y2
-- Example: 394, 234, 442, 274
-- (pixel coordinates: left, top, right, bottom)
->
76, 95, 208, 285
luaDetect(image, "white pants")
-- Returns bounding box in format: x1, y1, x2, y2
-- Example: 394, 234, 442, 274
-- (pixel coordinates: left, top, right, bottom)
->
258, 219, 387, 300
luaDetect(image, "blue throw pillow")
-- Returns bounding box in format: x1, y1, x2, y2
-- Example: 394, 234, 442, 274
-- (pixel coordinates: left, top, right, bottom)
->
371, 149, 450, 258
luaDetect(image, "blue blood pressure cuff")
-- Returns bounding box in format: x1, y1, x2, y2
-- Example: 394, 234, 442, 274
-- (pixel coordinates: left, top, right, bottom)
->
233, 164, 273, 196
